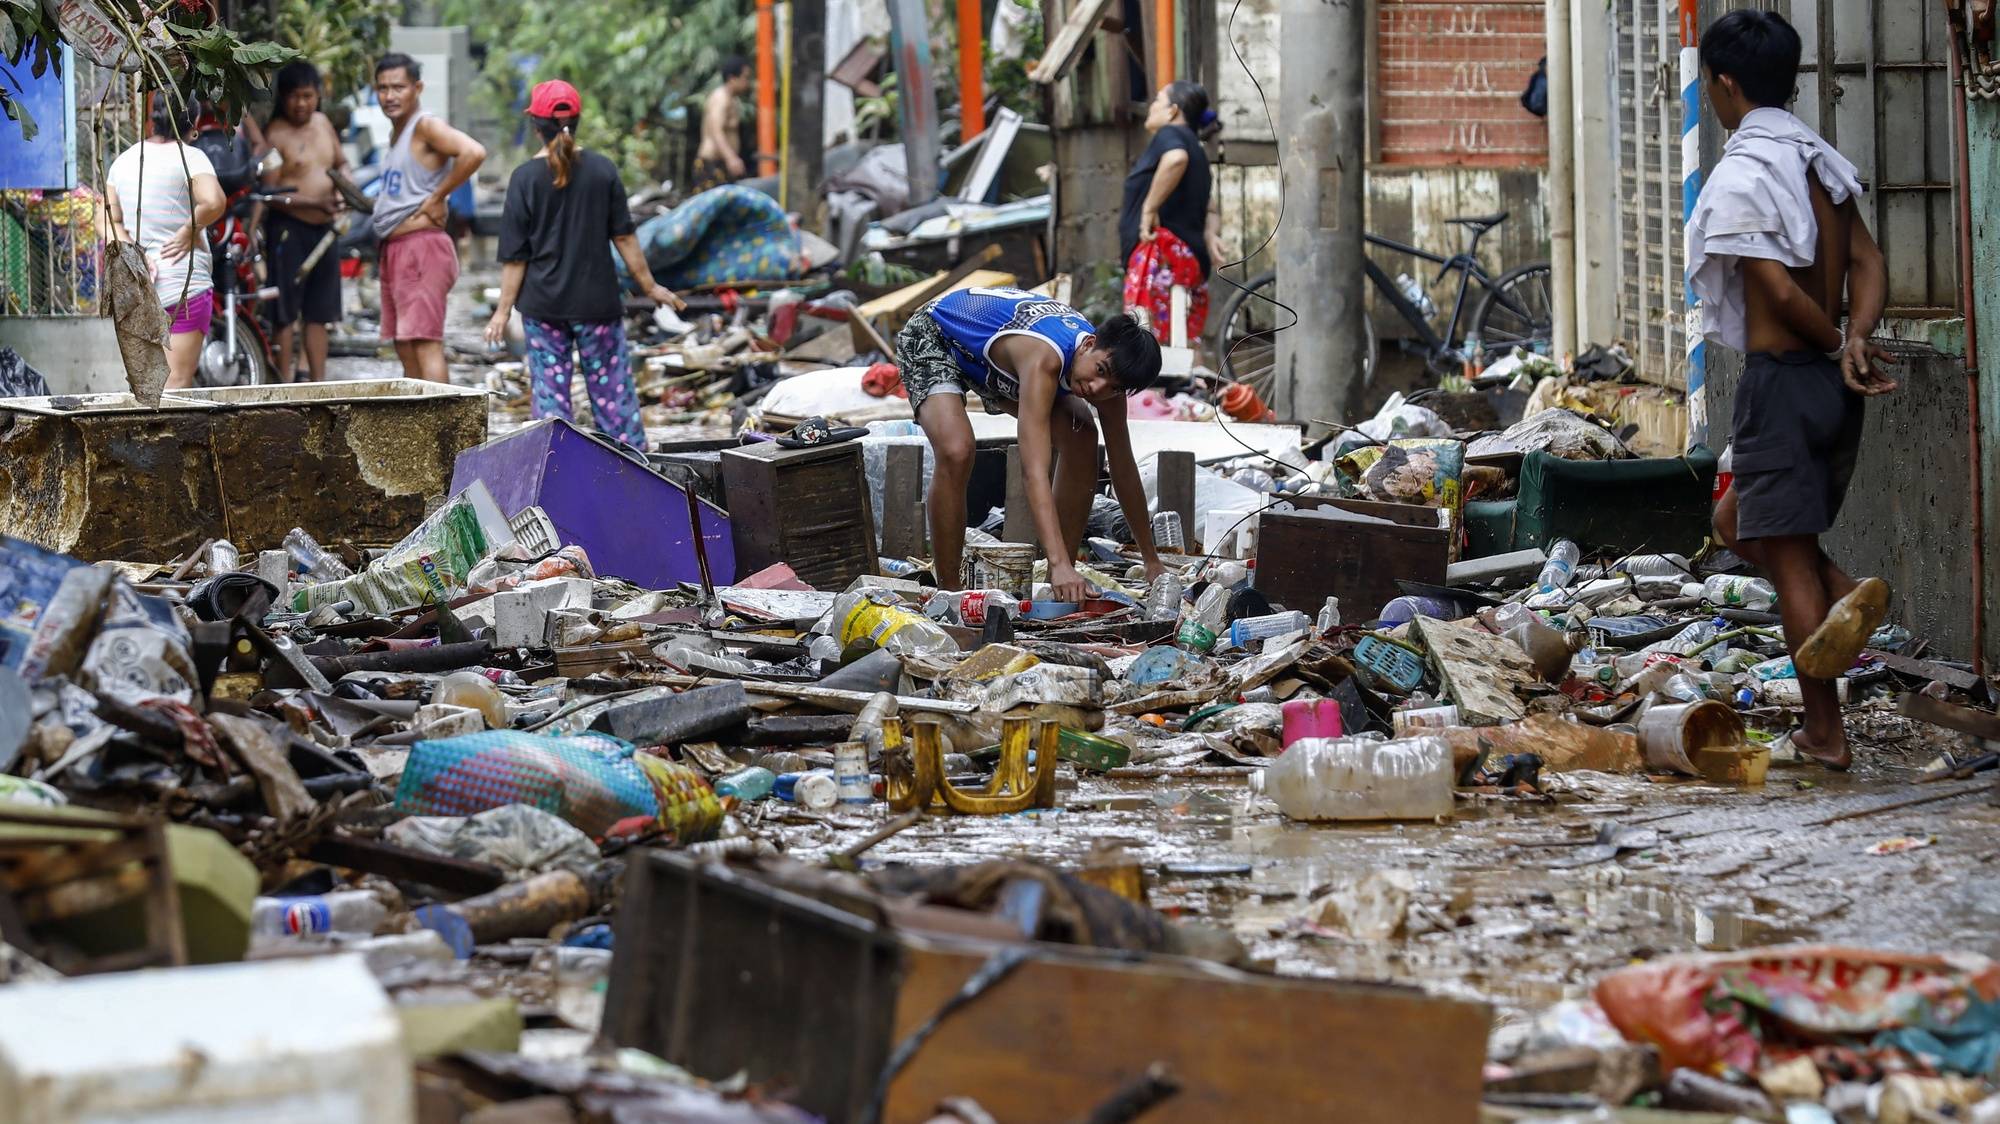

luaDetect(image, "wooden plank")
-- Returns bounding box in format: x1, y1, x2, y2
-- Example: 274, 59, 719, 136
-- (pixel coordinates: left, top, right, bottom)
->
1156, 449, 1195, 547
879, 443, 929, 559
1002, 443, 1035, 544
1255, 503, 1450, 623
1898, 691, 2000, 740
1414, 615, 1536, 727
855, 256, 1009, 331
848, 310, 900, 361
1029, 0, 1120, 83
1872, 652, 1980, 691
305, 835, 508, 898
885, 934, 1491, 1122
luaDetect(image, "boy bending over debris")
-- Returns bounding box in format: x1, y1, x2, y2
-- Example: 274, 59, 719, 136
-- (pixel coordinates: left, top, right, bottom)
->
1688, 10, 1901, 769
899, 287, 1168, 602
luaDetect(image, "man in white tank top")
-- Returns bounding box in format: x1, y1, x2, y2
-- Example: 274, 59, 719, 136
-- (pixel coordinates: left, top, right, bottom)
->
370, 53, 486, 382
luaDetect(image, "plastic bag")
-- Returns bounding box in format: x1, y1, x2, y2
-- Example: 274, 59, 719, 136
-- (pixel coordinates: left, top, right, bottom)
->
1341, 439, 1466, 509
385, 804, 601, 879
294, 483, 511, 615
1355, 392, 1451, 443
393, 730, 658, 838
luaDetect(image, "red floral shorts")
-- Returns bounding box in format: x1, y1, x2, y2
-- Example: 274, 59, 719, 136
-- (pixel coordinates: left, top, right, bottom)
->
1122, 227, 1209, 342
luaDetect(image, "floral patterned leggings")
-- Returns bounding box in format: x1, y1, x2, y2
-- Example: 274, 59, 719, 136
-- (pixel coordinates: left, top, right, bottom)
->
524, 316, 646, 450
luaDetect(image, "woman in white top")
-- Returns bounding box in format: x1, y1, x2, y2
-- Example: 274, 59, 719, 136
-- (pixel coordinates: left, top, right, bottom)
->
104, 98, 227, 389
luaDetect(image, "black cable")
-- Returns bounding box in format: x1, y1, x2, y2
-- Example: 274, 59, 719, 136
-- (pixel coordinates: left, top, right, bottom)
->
1200, 0, 1308, 477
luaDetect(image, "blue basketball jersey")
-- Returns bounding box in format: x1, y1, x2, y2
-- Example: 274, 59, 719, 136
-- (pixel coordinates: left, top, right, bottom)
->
922, 286, 1093, 401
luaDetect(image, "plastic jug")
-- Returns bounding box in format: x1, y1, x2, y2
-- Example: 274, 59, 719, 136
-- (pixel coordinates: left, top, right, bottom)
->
1280, 698, 1344, 747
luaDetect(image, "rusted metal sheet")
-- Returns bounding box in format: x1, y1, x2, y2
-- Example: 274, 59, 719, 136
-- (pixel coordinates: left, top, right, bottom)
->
0, 379, 487, 561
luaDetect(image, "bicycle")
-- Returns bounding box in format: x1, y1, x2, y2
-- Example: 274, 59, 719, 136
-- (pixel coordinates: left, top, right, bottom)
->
1215, 210, 1553, 389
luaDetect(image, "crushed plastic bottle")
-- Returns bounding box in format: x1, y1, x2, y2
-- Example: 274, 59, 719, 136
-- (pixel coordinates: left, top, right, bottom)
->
1176, 583, 1230, 653
1536, 540, 1580, 593
1378, 596, 1458, 625
1253, 734, 1453, 821
822, 590, 961, 660
1143, 572, 1186, 622
251, 889, 388, 937
283, 527, 352, 581
1697, 574, 1778, 611
1227, 610, 1310, 649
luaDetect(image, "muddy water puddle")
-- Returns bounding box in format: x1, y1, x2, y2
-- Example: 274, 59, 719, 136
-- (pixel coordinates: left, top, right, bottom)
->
805, 759, 2000, 1026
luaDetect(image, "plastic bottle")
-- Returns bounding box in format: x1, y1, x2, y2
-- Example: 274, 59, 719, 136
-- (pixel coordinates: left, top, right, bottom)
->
1208, 560, 1249, 590
713, 766, 776, 801
663, 642, 758, 677
1536, 540, 1580, 593
822, 590, 960, 660
1378, 596, 1458, 626
206, 539, 242, 574
251, 890, 388, 936
1150, 511, 1185, 551
1143, 572, 1186, 622
1699, 574, 1778, 611
923, 589, 1019, 627
1316, 596, 1342, 633
433, 671, 507, 729
1228, 610, 1310, 649
1607, 553, 1690, 578
1253, 734, 1453, 821
1395, 272, 1436, 319
1646, 618, 1720, 658
283, 527, 352, 580
1176, 584, 1231, 653
843, 693, 897, 806
775, 770, 839, 812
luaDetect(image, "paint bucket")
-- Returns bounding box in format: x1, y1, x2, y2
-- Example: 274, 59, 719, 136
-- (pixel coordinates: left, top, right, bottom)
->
965, 542, 1037, 597
1636, 700, 1745, 777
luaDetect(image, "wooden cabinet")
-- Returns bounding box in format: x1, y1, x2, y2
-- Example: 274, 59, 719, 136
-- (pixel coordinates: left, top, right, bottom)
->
720, 440, 877, 591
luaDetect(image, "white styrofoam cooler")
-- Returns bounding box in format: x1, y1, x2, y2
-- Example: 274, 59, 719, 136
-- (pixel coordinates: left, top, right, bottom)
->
0, 955, 413, 1124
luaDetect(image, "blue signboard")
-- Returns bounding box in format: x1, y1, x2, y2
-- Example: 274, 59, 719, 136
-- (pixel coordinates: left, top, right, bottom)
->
0, 42, 77, 191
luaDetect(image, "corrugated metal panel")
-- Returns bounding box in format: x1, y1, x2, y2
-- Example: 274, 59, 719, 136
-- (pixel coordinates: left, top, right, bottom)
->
1614, 0, 1687, 388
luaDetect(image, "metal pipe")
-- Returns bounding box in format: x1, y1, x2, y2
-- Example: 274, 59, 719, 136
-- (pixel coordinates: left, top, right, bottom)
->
756, 0, 779, 178
959, 0, 986, 140
1948, 9, 1986, 675
1156, 0, 1176, 87
1544, 0, 1578, 359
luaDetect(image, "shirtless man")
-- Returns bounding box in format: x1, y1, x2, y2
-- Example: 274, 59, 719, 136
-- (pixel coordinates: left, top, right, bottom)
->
691, 56, 752, 192
371, 52, 486, 382
263, 60, 348, 382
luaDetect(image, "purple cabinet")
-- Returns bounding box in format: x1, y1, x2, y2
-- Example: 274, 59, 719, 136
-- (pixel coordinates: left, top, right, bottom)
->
450, 419, 734, 588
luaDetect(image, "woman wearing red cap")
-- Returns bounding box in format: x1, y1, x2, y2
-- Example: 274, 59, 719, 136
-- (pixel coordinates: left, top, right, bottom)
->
488, 79, 684, 450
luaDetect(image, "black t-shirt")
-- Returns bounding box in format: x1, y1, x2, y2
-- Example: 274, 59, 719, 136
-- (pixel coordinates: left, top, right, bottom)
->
498, 150, 635, 323
1118, 124, 1212, 279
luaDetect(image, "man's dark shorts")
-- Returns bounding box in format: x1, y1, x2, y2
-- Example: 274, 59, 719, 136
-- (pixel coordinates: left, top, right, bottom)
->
1729, 349, 1865, 541
897, 310, 1012, 416
264, 210, 341, 328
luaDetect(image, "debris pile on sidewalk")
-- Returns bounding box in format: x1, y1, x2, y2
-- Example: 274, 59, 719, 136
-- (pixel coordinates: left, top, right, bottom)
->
4, 375, 1997, 1119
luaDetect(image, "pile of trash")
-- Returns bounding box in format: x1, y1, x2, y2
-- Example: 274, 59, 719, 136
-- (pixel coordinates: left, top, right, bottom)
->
4, 370, 1995, 1119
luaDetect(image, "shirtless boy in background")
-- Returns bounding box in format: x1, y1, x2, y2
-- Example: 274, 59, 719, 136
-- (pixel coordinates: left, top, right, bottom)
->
262, 60, 349, 383
691, 57, 752, 192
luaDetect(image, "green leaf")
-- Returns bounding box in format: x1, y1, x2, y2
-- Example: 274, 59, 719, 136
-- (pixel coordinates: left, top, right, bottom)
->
231, 39, 292, 65
2, 87, 37, 140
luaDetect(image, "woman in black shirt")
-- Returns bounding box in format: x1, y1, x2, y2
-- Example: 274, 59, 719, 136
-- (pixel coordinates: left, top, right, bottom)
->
1120, 80, 1222, 344
487, 79, 684, 450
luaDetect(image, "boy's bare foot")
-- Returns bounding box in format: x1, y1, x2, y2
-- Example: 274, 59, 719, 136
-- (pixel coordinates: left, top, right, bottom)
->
1796, 576, 1890, 680
1782, 730, 1852, 771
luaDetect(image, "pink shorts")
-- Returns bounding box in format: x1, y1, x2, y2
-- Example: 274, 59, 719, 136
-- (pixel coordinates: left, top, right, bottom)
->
166, 289, 214, 335
379, 229, 458, 342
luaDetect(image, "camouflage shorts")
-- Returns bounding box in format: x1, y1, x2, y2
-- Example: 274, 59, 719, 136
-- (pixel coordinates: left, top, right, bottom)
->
897, 311, 1009, 415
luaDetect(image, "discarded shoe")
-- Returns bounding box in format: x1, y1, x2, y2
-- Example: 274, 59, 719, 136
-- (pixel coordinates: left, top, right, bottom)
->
1795, 577, 1889, 680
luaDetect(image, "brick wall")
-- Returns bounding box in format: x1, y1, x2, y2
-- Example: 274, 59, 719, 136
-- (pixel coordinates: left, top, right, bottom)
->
1377, 0, 1548, 167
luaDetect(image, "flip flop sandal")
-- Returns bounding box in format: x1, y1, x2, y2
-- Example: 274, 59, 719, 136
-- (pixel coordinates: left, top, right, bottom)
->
777, 415, 868, 449
1770, 730, 1852, 772
1795, 577, 1890, 680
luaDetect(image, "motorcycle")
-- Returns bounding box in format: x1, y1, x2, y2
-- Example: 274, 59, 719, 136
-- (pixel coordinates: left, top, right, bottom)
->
191, 121, 285, 387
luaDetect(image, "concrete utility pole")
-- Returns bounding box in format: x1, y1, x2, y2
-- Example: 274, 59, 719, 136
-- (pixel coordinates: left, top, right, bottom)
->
1545, 0, 1578, 359
783, 0, 826, 225
1273, 0, 1368, 435
887, 0, 942, 208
